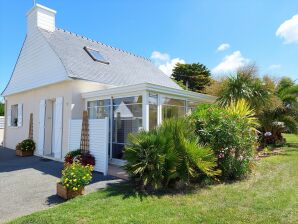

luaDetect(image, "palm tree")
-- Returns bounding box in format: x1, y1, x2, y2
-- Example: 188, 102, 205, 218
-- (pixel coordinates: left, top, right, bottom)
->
258, 77, 298, 144
217, 65, 271, 111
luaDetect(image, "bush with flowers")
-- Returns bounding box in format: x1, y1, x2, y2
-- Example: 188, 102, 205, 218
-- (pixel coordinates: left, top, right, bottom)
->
60, 162, 93, 191
190, 104, 256, 180
64, 149, 95, 167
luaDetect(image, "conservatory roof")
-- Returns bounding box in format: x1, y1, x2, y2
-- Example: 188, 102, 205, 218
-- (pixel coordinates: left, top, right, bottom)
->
81, 82, 217, 102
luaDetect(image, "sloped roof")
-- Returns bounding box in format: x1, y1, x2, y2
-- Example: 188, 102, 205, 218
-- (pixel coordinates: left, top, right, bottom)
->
39, 28, 181, 89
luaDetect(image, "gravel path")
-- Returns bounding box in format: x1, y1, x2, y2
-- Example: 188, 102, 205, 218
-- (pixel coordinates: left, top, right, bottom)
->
0, 147, 122, 223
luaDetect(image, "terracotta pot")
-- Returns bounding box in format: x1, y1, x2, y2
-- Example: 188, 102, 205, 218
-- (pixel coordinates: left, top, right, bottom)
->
56, 182, 84, 200
16, 149, 34, 157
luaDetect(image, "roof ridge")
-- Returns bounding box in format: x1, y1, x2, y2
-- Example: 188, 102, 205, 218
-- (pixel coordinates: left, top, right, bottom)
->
56, 27, 151, 62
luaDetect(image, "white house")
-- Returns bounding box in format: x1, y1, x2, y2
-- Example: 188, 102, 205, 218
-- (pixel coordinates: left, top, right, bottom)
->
1, 4, 215, 174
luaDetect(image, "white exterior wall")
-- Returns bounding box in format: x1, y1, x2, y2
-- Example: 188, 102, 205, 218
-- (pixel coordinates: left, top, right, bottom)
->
3, 80, 110, 159
70, 80, 113, 119
2, 26, 68, 96
4, 81, 72, 158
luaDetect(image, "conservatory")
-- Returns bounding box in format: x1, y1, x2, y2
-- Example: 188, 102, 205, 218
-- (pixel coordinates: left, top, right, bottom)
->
81, 83, 216, 165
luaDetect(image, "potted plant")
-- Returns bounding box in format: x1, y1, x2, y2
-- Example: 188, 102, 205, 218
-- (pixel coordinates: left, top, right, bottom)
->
16, 139, 36, 157
64, 149, 95, 167
57, 162, 93, 200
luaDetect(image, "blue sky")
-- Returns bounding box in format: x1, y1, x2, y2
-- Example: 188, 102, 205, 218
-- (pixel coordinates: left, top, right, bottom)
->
1, 0, 298, 98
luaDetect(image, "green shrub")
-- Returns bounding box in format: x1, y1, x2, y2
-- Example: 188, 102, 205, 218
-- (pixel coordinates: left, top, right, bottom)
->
19, 139, 36, 152
60, 162, 93, 191
124, 119, 220, 190
191, 104, 256, 180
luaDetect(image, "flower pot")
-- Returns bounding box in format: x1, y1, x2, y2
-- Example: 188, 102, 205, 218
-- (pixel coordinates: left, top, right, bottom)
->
16, 149, 34, 157
56, 182, 84, 200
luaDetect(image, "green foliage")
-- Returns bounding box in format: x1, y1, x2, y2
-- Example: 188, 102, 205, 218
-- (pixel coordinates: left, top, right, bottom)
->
65, 149, 81, 159
258, 76, 298, 144
124, 119, 219, 190
61, 162, 93, 191
217, 66, 271, 111
171, 63, 211, 92
20, 139, 36, 152
191, 104, 256, 180
0, 102, 4, 116
226, 98, 259, 132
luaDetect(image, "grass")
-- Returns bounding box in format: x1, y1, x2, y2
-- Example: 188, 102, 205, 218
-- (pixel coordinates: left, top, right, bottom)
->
283, 133, 298, 144
10, 147, 298, 223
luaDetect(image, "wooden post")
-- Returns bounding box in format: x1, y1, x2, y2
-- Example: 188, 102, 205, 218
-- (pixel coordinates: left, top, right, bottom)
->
28, 113, 33, 140
80, 110, 89, 155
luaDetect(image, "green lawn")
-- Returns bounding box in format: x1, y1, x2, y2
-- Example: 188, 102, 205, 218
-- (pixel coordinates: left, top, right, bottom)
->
10, 147, 298, 223
283, 133, 298, 144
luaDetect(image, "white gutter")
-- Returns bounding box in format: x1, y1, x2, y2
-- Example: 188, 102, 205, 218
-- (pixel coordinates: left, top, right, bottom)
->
81, 82, 217, 103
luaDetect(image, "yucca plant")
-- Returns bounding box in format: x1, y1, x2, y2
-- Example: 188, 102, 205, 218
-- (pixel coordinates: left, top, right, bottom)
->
226, 98, 259, 133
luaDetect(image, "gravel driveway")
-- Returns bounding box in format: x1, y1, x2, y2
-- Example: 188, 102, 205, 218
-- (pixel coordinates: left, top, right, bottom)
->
0, 147, 122, 223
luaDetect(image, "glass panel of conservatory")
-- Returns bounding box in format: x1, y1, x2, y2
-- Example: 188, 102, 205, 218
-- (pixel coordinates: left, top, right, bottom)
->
112, 96, 143, 160
87, 99, 110, 119
149, 93, 158, 130
187, 100, 200, 113
162, 97, 186, 120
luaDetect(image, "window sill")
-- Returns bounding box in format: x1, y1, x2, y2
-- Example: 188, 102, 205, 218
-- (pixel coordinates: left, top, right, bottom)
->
9, 126, 21, 129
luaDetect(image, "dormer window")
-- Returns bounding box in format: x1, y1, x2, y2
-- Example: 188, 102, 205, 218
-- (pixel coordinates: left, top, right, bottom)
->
84, 46, 109, 64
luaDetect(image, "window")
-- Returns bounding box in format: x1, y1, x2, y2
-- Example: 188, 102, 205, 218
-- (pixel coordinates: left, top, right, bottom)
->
112, 96, 142, 160
11, 104, 18, 127
187, 100, 200, 113
84, 46, 109, 64
161, 97, 186, 120
87, 100, 110, 119
149, 93, 158, 130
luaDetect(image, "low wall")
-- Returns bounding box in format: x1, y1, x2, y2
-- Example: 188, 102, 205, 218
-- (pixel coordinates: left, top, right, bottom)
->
68, 118, 109, 175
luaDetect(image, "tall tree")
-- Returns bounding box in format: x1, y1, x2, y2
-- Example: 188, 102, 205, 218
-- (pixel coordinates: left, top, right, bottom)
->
171, 63, 211, 92
259, 77, 298, 142
217, 65, 271, 111
0, 103, 4, 116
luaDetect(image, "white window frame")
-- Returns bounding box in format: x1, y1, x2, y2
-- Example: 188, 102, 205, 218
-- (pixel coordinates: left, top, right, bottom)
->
7, 103, 23, 128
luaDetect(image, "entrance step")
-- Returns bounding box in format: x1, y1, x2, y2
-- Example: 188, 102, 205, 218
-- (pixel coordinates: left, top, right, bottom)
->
108, 164, 129, 180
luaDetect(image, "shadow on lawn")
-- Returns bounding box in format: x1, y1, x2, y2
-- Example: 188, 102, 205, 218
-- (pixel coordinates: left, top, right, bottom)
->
46, 194, 65, 205
103, 181, 208, 201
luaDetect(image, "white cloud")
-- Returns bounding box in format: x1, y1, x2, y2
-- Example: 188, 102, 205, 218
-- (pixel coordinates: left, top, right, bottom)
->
158, 58, 186, 76
151, 51, 185, 76
150, 51, 170, 62
212, 51, 250, 75
217, 43, 230, 51
268, 64, 282, 70
276, 14, 298, 44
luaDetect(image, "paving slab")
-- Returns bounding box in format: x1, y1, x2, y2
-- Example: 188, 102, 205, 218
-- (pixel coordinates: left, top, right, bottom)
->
0, 147, 123, 223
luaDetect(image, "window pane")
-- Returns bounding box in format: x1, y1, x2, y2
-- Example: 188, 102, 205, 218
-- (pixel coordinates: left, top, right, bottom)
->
84, 47, 109, 63
187, 100, 200, 113
162, 105, 185, 120
149, 93, 158, 130
11, 105, 18, 127
113, 96, 142, 106
161, 97, 186, 120
112, 96, 143, 160
87, 100, 110, 119
161, 97, 185, 106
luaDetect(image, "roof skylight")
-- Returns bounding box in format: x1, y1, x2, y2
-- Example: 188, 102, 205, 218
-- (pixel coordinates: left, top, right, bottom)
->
84, 46, 109, 64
